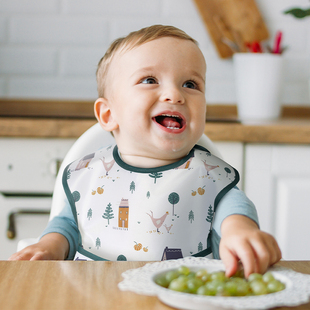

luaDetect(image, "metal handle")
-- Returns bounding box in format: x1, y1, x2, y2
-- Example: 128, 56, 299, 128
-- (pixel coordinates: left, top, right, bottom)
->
7, 209, 50, 239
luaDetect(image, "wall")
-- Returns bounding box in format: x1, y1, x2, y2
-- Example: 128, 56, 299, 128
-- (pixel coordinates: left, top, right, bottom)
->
0, 0, 309, 106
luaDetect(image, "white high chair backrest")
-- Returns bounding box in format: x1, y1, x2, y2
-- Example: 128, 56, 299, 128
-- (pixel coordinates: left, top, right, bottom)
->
17, 123, 222, 251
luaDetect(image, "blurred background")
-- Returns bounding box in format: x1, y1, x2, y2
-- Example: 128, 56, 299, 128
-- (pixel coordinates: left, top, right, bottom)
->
0, 0, 309, 106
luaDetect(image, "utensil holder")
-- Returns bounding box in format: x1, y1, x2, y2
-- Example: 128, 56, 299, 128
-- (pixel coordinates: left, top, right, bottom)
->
233, 53, 283, 121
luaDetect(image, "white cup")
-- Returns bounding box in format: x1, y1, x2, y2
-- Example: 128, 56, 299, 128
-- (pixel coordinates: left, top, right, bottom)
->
233, 53, 283, 121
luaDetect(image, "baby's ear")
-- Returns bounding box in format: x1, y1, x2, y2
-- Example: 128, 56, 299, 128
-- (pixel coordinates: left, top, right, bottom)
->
94, 98, 119, 131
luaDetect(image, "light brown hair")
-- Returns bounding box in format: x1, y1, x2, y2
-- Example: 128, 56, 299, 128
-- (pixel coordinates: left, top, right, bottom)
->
96, 24, 198, 97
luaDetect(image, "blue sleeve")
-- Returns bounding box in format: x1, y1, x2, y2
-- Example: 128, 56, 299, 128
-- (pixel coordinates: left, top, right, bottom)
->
211, 186, 259, 259
40, 199, 79, 260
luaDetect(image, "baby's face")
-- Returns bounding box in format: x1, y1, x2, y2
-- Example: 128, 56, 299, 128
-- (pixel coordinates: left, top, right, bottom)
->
105, 36, 207, 166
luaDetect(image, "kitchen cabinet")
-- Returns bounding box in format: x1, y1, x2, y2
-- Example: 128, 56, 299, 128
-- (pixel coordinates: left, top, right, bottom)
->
0, 138, 75, 260
244, 144, 310, 260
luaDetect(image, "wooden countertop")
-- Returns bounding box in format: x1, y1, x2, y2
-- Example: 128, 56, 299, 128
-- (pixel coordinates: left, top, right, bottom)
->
1, 100, 310, 143
1, 117, 310, 144
0, 260, 309, 310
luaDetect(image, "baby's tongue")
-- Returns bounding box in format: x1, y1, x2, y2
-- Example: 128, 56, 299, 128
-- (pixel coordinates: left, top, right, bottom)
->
160, 116, 181, 128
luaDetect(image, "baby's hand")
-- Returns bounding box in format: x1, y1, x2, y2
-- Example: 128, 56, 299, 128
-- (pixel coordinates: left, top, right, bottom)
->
219, 215, 282, 278
9, 243, 54, 261
8, 233, 69, 261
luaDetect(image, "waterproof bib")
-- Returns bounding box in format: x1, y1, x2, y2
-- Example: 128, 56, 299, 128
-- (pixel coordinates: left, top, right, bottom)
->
63, 144, 239, 261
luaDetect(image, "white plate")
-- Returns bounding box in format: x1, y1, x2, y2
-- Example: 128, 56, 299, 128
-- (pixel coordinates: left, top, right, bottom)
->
118, 257, 310, 310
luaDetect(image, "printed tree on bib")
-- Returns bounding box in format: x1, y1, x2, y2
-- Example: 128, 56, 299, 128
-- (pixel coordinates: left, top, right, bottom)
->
206, 205, 214, 223
102, 203, 114, 225
149, 172, 163, 184
87, 208, 92, 220
129, 181, 135, 193
198, 241, 203, 252
168, 192, 180, 216
96, 237, 101, 249
188, 210, 194, 223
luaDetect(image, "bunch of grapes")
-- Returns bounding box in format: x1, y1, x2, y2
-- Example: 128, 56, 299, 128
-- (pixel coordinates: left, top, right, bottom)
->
154, 265, 285, 296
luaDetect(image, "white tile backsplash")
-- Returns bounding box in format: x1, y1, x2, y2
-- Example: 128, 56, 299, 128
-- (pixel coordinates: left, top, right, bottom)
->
0, 0, 60, 13
0, 47, 57, 74
9, 17, 109, 45
60, 48, 107, 76
0, 17, 7, 43
63, 0, 162, 16
8, 77, 97, 99
0, 0, 309, 105
162, 0, 200, 17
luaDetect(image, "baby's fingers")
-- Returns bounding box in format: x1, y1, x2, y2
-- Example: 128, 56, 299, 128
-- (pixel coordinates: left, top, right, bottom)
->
220, 247, 239, 278
8, 245, 47, 261
253, 233, 282, 273
220, 241, 257, 278
8, 250, 35, 261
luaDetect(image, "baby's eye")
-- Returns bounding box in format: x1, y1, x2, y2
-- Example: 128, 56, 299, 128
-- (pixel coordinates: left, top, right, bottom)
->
183, 80, 198, 89
140, 77, 157, 84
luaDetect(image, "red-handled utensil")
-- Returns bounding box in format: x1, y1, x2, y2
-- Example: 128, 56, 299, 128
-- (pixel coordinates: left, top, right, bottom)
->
273, 31, 283, 54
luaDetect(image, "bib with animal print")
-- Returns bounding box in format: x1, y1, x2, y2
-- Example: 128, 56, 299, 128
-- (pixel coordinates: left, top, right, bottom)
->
63, 144, 239, 261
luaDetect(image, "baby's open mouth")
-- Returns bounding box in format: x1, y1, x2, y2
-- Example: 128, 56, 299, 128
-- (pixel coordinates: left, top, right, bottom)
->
153, 113, 185, 130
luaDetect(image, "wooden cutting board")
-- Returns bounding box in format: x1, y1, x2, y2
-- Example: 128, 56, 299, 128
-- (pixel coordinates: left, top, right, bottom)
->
193, 0, 269, 58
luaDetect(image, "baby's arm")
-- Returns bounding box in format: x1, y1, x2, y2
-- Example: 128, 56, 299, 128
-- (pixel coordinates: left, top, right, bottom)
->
213, 187, 281, 277
9, 233, 69, 260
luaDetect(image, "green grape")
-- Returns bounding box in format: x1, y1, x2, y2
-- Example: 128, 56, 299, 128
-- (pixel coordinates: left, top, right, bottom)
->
250, 280, 268, 295
187, 272, 196, 279
178, 265, 190, 275
248, 273, 263, 282
216, 287, 231, 296
200, 273, 210, 283
210, 271, 226, 282
204, 281, 218, 296
168, 278, 187, 292
267, 279, 285, 293
187, 278, 204, 294
155, 275, 170, 288
196, 269, 210, 283
205, 280, 226, 296
165, 270, 180, 283
235, 279, 251, 296
195, 269, 208, 279
196, 285, 210, 296
262, 272, 275, 283
224, 280, 238, 296
232, 269, 245, 278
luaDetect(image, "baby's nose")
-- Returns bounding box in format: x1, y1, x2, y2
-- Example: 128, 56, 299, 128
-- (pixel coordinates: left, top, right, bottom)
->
160, 87, 185, 104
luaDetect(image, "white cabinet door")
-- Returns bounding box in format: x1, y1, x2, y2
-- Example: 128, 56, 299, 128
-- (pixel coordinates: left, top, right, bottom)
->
244, 144, 310, 260
0, 138, 75, 193
0, 138, 76, 259
214, 142, 244, 190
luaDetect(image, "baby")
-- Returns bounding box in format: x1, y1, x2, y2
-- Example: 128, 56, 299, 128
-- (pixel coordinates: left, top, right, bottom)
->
10, 25, 281, 277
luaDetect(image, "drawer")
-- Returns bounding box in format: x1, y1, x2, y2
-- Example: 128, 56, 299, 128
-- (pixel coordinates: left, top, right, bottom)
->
0, 138, 75, 193
0, 193, 51, 260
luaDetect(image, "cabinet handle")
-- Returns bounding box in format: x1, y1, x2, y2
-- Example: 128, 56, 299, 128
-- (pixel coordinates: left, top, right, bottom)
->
7, 210, 50, 239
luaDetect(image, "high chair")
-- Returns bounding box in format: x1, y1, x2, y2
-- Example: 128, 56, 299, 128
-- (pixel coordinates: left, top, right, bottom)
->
17, 123, 222, 252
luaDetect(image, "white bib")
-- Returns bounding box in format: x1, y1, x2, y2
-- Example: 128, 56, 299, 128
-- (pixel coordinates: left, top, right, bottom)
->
63, 145, 239, 261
